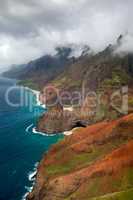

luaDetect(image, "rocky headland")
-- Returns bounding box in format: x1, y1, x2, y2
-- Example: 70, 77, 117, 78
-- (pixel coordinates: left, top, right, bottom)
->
27, 114, 133, 200
3, 35, 133, 200
36, 36, 133, 134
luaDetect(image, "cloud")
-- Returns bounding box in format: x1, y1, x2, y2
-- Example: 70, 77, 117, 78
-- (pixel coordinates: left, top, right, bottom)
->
0, 0, 133, 71
115, 33, 133, 54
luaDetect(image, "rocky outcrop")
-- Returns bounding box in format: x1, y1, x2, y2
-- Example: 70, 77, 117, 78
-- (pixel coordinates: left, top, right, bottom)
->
37, 109, 75, 134
37, 84, 133, 134
37, 35, 133, 134
37, 107, 91, 134
27, 114, 133, 200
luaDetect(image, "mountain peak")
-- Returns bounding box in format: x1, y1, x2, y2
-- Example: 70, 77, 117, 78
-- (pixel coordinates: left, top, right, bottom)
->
117, 34, 123, 46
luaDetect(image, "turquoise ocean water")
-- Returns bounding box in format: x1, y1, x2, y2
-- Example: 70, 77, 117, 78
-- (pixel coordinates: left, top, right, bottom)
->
0, 77, 62, 200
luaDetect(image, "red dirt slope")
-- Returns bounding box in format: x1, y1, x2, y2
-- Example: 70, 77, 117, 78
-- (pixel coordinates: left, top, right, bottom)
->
27, 114, 133, 200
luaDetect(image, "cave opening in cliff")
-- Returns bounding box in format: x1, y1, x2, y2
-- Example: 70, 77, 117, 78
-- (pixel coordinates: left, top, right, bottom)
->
72, 121, 86, 129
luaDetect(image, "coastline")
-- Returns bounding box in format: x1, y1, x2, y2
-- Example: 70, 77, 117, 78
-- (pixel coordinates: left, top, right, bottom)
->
26, 114, 133, 200
21, 87, 46, 200
22, 86, 76, 198
25, 87, 46, 109
25, 86, 75, 136
22, 163, 38, 200
63, 127, 79, 136
24, 86, 73, 136
22, 85, 77, 200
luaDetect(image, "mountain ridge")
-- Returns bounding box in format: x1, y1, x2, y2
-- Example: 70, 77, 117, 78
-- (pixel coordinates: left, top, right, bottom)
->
3, 35, 133, 200
27, 114, 133, 200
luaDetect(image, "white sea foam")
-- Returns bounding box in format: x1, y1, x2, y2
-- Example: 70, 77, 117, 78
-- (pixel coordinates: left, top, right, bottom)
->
25, 123, 34, 133
28, 170, 37, 181
25, 186, 33, 192
25, 87, 46, 108
25, 124, 59, 137
32, 126, 56, 137
21, 186, 33, 200
21, 192, 28, 200
63, 127, 79, 136
21, 162, 39, 200
63, 130, 73, 136
21, 187, 34, 200
35, 161, 39, 168
32, 89, 46, 108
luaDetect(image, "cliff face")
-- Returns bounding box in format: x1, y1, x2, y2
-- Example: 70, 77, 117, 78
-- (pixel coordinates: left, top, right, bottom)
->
27, 114, 133, 200
2, 46, 76, 90
50, 45, 133, 92
37, 37, 133, 134
37, 54, 133, 134
37, 108, 91, 134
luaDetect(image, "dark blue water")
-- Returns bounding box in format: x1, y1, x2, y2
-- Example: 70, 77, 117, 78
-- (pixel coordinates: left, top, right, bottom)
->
0, 77, 62, 200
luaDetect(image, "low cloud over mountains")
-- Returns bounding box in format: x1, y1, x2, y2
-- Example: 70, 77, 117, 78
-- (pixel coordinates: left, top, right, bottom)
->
0, 0, 133, 70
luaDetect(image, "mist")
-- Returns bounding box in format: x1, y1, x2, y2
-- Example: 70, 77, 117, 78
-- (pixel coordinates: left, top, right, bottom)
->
0, 0, 133, 71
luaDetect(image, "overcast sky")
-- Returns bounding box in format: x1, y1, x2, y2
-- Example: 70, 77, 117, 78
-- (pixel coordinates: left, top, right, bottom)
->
0, 0, 132, 71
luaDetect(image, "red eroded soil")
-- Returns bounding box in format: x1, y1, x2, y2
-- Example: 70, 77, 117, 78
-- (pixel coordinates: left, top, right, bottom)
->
27, 114, 133, 200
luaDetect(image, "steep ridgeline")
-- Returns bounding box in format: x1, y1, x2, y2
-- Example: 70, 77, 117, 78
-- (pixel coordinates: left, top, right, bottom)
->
37, 36, 133, 134
3, 35, 133, 131
51, 40, 133, 92
2, 46, 78, 90
3, 36, 133, 91
27, 114, 133, 200
1, 64, 27, 79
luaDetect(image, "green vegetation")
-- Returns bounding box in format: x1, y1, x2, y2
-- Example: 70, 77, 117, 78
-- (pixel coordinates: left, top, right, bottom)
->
48, 132, 133, 200
102, 70, 130, 87
46, 152, 95, 176
129, 98, 133, 107
91, 188, 133, 200
18, 79, 39, 90
52, 75, 82, 89
95, 103, 118, 122
65, 168, 133, 200
45, 138, 130, 177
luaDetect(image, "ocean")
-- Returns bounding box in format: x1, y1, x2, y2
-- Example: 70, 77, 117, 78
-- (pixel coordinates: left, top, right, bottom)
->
0, 77, 62, 200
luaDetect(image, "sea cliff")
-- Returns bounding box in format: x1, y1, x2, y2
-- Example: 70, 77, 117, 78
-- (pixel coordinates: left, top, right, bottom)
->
27, 114, 133, 200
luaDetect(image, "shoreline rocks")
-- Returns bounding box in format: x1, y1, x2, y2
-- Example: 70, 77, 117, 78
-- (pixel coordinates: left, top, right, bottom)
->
27, 114, 133, 200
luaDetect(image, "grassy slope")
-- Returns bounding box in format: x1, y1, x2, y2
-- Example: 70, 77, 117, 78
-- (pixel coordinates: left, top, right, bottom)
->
91, 188, 133, 200
30, 114, 133, 200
